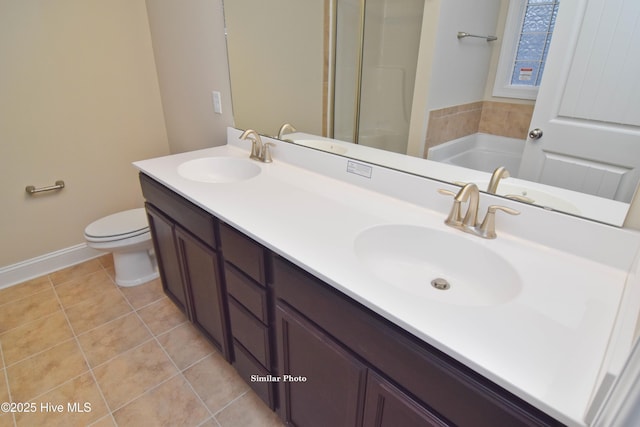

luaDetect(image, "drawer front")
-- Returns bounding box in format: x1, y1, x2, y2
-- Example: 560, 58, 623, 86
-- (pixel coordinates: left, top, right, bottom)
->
219, 223, 266, 286
273, 255, 561, 427
140, 173, 217, 248
233, 341, 276, 409
229, 297, 271, 368
226, 264, 269, 324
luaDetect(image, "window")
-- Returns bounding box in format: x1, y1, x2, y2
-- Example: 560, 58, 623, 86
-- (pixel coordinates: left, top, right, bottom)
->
493, 0, 560, 100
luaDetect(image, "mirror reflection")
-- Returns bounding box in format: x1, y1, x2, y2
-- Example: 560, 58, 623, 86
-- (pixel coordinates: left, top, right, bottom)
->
224, 0, 640, 226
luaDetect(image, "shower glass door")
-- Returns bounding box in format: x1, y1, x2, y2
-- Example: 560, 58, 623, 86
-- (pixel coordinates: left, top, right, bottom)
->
333, 0, 424, 154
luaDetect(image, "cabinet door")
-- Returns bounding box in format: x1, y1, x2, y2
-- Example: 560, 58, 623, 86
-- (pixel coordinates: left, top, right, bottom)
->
276, 304, 367, 427
175, 226, 230, 360
145, 203, 188, 314
364, 371, 449, 427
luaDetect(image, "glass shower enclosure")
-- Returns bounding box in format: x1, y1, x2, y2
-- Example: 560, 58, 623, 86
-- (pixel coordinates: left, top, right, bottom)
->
332, 0, 424, 154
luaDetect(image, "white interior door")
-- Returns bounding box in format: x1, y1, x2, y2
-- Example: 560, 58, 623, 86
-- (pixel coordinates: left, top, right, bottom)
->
518, 0, 640, 203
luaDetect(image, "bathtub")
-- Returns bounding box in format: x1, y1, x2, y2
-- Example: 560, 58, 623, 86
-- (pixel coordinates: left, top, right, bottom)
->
427, 133, 525, 174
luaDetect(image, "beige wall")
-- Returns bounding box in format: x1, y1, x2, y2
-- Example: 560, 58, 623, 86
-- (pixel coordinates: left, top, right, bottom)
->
145, 0, 234, 153
224, 0, 325, 137
0, 0, 170, 267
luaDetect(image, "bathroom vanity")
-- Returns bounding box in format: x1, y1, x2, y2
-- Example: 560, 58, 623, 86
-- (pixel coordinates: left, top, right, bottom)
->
134, 128, 640, 427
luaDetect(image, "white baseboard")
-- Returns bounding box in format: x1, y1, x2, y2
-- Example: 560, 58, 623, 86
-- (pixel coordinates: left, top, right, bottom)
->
0, 244, 106, 289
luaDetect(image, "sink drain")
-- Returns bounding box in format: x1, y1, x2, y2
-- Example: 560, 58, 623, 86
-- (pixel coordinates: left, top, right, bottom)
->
431, 278, 450, 290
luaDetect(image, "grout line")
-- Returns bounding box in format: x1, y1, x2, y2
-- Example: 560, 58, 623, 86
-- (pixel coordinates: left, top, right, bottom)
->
116, 285, 218, 424
52, 264, 118, 427
2, 336, 76, 369
0, 341, 18, 427
212, 390, 250, 417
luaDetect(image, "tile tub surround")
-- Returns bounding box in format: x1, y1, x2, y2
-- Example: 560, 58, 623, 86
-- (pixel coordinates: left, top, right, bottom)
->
0, 256, 283, 427
424, 101, 534, 153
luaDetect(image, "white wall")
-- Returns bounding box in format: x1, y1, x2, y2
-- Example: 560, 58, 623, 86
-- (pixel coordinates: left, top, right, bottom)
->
426, 0, 501, 109
0, 0, 170, 268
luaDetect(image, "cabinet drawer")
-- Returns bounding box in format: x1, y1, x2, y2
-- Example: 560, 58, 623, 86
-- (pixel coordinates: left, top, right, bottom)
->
229, 297, 271, 368
140, 173, 217, 249
233, 341, 276, 409
273, 255, 561, 427
219, 223, 266, 286
226, 264, 269, 324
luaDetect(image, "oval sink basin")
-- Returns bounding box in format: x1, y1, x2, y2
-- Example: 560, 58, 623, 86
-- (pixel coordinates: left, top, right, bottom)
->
354, 225, 522, 307
177, 157, 261, 183
295, 139, 349, 155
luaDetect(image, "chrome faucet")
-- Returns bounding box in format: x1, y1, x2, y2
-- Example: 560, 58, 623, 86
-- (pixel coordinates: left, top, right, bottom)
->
438, 183, 519, 239
277, 123, 296, 140
486, 166, 510, 194
239, 129, 273, 163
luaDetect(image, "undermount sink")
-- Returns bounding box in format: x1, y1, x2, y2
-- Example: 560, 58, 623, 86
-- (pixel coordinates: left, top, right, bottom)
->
294, 139, 349, 155
177, 157, 261, 183
354, 225, 522, 307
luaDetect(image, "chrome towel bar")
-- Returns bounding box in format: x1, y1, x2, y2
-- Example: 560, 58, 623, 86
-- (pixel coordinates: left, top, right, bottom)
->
25, 180, 65, 195
457, 31, 497, 42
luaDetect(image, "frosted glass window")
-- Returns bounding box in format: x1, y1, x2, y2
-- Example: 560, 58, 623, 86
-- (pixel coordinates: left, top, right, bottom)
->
511, 0, 559, 87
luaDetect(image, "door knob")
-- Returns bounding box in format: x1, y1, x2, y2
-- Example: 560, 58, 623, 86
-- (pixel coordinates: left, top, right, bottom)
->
528, 128, 543, 140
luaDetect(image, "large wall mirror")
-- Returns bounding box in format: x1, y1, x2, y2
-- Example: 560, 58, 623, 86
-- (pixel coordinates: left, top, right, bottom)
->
224, 0, 640, 226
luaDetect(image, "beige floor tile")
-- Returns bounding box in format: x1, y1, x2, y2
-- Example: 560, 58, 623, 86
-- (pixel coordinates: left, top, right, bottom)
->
0, 369, 8, 403
7, 339, 88, 402
183, 353, 249, 413
137, 297, 187, 336
0, 413, 15, 427
54, 270, 116, 309
118, 277, 164, 309
64, 287, 132, 335
14, 372, 108, 427
113, 374, 210, 427
216, 391, 284, 427
0, 289, 61, 334
1, 311, 74, 366
93, 339, 177, 410
78, 313, 151, 368
157, 323, 214, 370
88, 415, 117, 427
197, 418, 219, 427
97, 254, 114, 270
0, 276, 51, 305
49, 259, 104, 286
104, 267, 117, 284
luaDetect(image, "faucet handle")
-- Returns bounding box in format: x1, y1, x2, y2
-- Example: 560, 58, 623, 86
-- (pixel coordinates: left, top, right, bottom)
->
262, 142, 275, 163
437, 189, 456, 197
438, 189, 463, 226
478, 205, 520, 239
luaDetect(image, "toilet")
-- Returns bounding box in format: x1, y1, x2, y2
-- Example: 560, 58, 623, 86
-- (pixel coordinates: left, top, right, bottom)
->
84, 208, 158, 287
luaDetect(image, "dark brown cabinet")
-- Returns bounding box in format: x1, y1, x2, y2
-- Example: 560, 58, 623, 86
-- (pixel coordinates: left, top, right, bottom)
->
140, 174, 230, 360
145, 204, 187, 313
219, 223, 277, 409
363, 371, 448, 427
276, 304, 367, 427
174, 226, 227, 355
139, 173, 563, 427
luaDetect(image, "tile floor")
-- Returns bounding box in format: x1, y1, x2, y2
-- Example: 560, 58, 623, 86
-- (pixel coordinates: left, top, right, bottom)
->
0, 255, 284, 427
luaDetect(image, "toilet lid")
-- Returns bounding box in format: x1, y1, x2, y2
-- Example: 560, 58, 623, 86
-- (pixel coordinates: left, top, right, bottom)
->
85, 208, 149, 240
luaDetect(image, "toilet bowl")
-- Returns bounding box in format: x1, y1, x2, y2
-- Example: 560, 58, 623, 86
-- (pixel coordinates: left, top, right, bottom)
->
84, 208, 159, 287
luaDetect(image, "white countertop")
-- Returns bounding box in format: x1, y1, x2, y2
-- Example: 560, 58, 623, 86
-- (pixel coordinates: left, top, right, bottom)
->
134, 128, 640, 426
